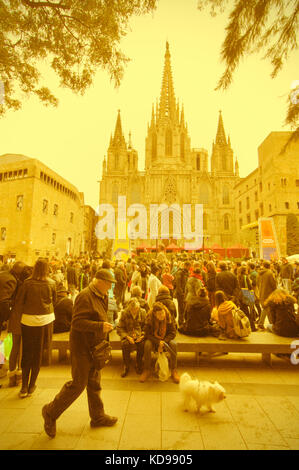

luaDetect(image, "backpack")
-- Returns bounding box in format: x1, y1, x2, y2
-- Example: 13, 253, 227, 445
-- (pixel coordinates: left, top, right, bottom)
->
231, 307, 251, 338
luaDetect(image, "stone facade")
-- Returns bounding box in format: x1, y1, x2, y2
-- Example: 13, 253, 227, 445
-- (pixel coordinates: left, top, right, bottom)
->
0, 154, 86, 265
235, 132, 299, 256
99, 42, 240, 251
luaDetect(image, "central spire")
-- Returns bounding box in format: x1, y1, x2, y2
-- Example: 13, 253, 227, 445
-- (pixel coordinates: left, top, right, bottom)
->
158, 41, 177, 122
216, 110, 227, 146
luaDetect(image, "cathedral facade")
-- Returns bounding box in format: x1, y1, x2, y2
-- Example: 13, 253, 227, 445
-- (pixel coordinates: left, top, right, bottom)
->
99, 42, 241, 251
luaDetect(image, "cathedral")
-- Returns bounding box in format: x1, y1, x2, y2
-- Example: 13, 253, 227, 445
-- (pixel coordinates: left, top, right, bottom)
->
99, 42, 240, 251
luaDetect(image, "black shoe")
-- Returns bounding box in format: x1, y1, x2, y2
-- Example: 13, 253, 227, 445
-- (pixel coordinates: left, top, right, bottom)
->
135, 364, 143, 374
28, 385, 36, 396
121, 366, 129, 378
90, 414, 118, 427
42, 404, 56, 438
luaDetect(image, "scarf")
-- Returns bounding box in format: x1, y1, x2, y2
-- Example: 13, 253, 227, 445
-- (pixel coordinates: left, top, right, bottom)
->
153, 316, 167, 340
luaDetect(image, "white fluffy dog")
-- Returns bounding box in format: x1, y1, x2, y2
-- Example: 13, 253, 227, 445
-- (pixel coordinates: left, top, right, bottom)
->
180, 372, 226, 413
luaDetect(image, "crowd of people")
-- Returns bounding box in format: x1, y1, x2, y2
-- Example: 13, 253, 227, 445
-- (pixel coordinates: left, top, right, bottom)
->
1, 250, 299, 394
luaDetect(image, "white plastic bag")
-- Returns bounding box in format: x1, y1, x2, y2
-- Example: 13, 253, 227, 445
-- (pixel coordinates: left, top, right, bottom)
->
155, 352, 170, 382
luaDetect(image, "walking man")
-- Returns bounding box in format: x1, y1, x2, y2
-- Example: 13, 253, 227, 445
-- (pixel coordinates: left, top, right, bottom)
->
42, 269, 117, 438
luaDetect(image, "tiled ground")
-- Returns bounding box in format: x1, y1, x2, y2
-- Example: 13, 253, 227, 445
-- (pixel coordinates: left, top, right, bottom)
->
0, 351, 299, 450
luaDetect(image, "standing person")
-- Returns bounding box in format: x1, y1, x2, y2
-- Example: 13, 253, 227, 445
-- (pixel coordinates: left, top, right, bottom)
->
114, 262, 127, 308
215, 261, 240, 304
16, 259, 56, 398
79, 264, 90, 292
257, 260, 277, 329
248, 262, 262, 323
7, 265, 33, 387
237, 266, 256, 331
162, 265, 175, 298
280, 257, 294, 294
147, 265, 162, 309
131, 263, 149, 300
0, 261, 26, 335
175, 261, 191, 328
42, 269, 117, 438
66, 261, 78, 302
206, 261, 217, 308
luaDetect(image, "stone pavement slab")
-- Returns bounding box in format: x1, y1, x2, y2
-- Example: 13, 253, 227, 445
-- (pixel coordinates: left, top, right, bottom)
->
1, 351, 299, 451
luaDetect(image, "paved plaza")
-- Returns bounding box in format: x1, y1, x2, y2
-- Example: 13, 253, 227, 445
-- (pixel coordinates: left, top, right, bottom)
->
0, 349, 299, 451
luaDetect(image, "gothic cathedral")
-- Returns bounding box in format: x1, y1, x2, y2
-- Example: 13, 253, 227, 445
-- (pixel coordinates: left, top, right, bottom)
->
99, 42, 240, 249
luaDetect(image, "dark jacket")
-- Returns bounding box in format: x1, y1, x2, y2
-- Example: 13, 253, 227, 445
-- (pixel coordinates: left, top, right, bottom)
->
70, 282, 109, 357
257, 268, 277, 305
265, 296, 299, 337
175, 268, 189, 298
280, 263, 294, 280
16, 277, 56, 316
67, 266, 78, 286
215, 270, 240, 297
181, 297, 212, 336
0, 270, 17, 303
54, 297, 73, 333
144, 311, 177, 347
155, 292, 177, 318
206, 272, 216, 293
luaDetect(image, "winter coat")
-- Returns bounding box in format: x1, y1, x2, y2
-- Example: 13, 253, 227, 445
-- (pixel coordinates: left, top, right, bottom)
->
280, 263, 294, 280
70, 282, 109, 358
15, 277, 56, 316
0, 270, 17, 303
53, 297, 73, 333
265, 296, 299, 337
257, 268, 277, 306
185, 273, 203, 304
217, 300, 239, 339
144, 310, 177, 347
147, 274, 162, 308
215, 270, 240, 298
116, 306, 146, 340
155, 292, 177, 318
175, 268, 189, 298
66, 266, 77, 287
206, 272, 216, 293
181, 298, 213, 336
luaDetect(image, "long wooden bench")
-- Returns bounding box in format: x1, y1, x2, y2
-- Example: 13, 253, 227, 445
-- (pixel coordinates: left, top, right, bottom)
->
45, 330, 299, 367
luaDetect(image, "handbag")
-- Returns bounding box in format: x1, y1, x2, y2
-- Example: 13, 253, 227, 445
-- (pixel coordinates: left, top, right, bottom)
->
155, 351, 170, 382
91, 340, 112, 370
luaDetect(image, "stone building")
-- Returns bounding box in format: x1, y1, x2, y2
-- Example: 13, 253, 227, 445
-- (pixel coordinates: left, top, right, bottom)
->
235, 132, 299, 256
0, 154, 85, 264
99, 42, 240, 251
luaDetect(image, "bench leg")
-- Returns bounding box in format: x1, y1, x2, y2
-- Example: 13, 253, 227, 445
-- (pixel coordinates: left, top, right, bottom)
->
262, 353, 272, 366
59, 347, 68, 362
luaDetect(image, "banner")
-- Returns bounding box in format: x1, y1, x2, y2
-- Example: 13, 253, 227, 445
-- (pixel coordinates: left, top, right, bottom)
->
258, 218, 280, 260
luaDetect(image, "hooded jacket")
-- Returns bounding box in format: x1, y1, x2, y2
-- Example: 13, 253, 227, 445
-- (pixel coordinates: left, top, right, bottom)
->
265, 296, 299, 337
217, 300, 239, 339
155, 291, 177, 319
182, 297, 212, 336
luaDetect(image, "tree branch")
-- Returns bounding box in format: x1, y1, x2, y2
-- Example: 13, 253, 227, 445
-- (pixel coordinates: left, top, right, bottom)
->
21, 0, 70, 10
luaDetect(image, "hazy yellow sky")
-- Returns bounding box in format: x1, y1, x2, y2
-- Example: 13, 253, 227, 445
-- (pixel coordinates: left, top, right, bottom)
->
0, 0, 298, 210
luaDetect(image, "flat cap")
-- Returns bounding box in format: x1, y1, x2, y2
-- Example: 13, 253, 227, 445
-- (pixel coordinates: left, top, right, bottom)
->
95, 268, 115, 283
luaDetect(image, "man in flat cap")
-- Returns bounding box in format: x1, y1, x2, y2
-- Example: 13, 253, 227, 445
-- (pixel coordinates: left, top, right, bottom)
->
42, 269, 116, 438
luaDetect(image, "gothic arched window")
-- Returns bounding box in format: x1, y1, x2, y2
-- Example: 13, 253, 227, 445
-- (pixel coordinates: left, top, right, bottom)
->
224, 214, 229, 230
196, 155, 200, 171
165, 128, 172, 156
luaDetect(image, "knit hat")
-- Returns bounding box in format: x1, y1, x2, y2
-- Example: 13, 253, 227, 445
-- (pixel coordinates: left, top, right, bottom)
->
95, 269, 115, 283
